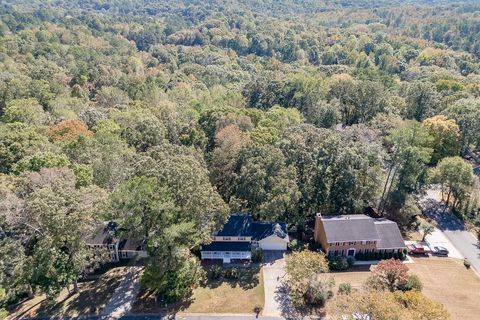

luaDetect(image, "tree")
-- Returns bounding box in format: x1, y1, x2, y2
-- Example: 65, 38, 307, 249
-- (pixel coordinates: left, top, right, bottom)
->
431, 157, 475, 210
280, 125, 383, 218
230, 143, 301, 223
12, 152, 70, 174
0, 286, 7, 319
2, 98, 46, 125
328, 75, 386, 125
379, 122, 433, 216
113, 109, 166, 152
366, 259, 409, 292
420, 222, 435, 241
0, 168, 107, 297
422, 115, 460, 164
442, 98, 480, 154
210, 124, 250, 202
404, 81, 441, 121
330, 289, 449, 320
48, 119, 93, 142
109, 176, 179, 250
111, 145, 228, 300
393, 290, 449, 320
285, 251, 332, 307
0, 123, 50, 174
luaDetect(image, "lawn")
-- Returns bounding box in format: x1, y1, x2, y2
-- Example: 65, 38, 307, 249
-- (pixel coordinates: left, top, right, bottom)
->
133, 266, 264, 315
184, 267, 264, 314
8, 267, 126, 319
408, 257, 480, 319
329, 257, 480, 320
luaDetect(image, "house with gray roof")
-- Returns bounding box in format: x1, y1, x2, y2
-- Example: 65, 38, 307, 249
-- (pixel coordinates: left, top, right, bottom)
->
201, 214, 289, 263
314, 214, 405, 257
86, 222, 148, 263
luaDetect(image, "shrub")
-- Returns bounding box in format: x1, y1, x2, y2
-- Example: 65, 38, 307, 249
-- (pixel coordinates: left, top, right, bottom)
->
303, 275, 335, 306
464, 259, 471, 269
209, 265, 222, 280
308, 241, 322, 252
253, 304, 263, 315
346, 256, 355, 267
225, 267, 239, 280
337, 282, 352, 294
288, 239, 307, 252
251, 248, 263, 263
328, 256, 350, 271
403, 274, 423, 291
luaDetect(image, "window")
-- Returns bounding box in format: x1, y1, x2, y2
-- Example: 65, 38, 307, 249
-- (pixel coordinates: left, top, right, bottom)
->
223, 237, 231, 241
349, 242, 355, 245
238, 237, 246, 240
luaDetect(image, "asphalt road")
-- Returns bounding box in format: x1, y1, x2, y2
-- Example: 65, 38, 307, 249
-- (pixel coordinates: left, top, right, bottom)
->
421, 195, 480, 274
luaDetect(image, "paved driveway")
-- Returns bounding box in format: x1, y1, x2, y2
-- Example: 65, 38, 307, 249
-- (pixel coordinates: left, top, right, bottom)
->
420, 190, 480, 274
101, 267, 143, 319
262, 251, 285, 317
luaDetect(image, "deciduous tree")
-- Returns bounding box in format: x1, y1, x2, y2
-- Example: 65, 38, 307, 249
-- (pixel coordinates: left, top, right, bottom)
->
422, 115, 460, 164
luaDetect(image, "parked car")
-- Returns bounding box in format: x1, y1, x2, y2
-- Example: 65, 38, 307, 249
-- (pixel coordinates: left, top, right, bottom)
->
431, 246, 449, 256
407, 243, 428, 255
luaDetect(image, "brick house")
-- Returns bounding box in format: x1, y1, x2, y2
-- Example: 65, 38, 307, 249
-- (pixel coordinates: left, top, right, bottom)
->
314, 214, 405, 257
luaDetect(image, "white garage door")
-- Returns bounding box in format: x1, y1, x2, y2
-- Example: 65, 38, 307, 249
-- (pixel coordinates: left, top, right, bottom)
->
259, 236, 287, 250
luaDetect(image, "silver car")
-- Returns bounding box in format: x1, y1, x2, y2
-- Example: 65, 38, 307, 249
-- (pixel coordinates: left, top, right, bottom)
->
431, 246, 449, 256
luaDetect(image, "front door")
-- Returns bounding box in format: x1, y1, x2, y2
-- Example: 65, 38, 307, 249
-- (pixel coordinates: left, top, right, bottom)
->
347, 249, 355, 257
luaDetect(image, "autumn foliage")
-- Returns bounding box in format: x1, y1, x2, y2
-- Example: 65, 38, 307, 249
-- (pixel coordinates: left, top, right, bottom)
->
48, 119, 93, 142
368, 258, 409, 292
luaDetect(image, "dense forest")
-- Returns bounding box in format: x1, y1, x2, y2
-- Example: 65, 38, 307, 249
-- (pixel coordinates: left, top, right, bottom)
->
0, 0, 479, 312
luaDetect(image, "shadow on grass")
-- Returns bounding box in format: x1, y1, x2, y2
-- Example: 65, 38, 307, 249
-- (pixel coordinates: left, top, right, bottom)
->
131, 289, 194, 315
131, 266, 262, 316
203, 266, 261, 290
15, 269, 124, 319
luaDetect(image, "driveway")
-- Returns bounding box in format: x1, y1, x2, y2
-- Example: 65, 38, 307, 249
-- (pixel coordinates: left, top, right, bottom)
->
101, 266, 143, 319
261, 251, 303, 320
262, 251, 285, 317
420, 189, 480, 274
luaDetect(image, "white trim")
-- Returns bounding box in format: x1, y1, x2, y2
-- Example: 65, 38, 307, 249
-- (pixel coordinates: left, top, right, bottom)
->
346, 248, 356, 257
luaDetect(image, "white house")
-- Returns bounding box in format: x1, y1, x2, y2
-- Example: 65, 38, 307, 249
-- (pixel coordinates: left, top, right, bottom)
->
200, 214, 289, 263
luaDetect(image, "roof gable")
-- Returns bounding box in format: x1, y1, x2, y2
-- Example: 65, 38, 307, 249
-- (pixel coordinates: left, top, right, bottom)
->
374, 219, 405, 249
252, 222, 288, 241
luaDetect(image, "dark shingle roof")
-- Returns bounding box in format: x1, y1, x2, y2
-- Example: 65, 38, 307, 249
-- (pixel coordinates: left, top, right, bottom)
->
86, 223, 116, 245
252, 222, 288, 241
213, 213, 287, 240
374, 219, 405, 249
118, 238, 144, 251
321, 215, 380, 242
216, 215, 253, 237
201, 241, 251, 252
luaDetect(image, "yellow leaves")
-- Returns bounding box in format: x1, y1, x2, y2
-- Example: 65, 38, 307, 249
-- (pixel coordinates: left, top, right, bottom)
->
422, 115, 460, 138
330, 289, 449, 320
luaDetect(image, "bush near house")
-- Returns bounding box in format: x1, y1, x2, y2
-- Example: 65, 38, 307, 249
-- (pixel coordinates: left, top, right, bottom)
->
251, 248, 264, 263
355, 250, 406, 261
328, 256, 355, 271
